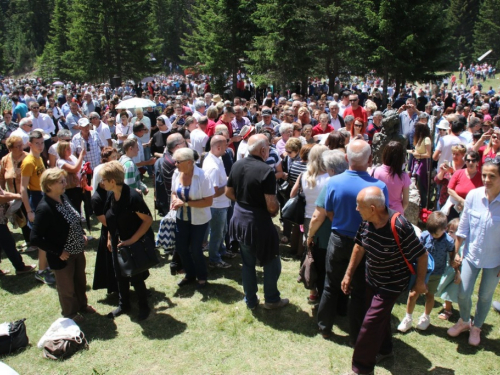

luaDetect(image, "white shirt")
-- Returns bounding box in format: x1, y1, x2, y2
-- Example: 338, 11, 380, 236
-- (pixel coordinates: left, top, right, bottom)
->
302, 173, 329, 218
172, 166, 215, 225
116, 123, 133, 144
95, 121, 111, 146
202, 152, 230, 208
436, 134, 468, 167
131, 115, 151, 144
330, 117, 342, 131
339, 102, 351, 117
29, 113, 55, 135
189, 128, 209, 155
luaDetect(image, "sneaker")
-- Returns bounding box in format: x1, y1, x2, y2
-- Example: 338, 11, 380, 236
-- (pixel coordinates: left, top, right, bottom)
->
447, 318, 470, 337
107, 305, 131, 319
493, 301, 500, 313
16, 264, 37, 275
263, 298, 289, 310
468, 325, 481, 346
307, 294, 319, 304
248, 297, 260, 310
416, 315, 431, 330
35, 269, 56, 285
221, 251, 237, 259
138, 306, 151, 321
86, 235, 94, 241
397, 316, 413, 332
208, 261, 231, 269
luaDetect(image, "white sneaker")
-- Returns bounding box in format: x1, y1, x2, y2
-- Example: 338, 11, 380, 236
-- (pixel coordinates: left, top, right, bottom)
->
397, 316, 413, 332
416, 314, 430, 330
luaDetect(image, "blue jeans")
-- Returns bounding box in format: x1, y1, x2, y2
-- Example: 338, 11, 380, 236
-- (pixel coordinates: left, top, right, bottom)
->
208, 207, 228, 263
144, 146, 153, 175
239, 242, 281, 308
175, 219, 208, 281
27, 190, 43, 229
0, 224, 26, 271
458, 258, 500, 328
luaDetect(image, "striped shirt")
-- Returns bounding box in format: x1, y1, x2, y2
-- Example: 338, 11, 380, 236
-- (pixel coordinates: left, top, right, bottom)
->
355, 210, 425, 294
119, 155, 147, 194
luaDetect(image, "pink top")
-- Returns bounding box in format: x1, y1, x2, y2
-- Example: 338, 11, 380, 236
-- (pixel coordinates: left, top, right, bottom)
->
373, 164, 411, 215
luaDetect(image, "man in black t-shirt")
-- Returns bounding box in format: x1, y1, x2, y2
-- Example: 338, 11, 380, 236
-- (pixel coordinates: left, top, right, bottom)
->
226, 134, 288, 310
341, 187, 428, 375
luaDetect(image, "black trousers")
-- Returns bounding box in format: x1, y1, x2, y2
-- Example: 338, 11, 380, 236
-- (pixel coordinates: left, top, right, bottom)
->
317, 231, 367, 344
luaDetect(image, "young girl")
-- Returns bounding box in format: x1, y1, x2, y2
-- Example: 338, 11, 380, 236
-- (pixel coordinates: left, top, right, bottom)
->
436, 218, 462, 320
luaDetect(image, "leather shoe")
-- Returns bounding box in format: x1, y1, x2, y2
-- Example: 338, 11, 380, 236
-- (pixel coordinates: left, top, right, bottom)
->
177, 277, 196, 287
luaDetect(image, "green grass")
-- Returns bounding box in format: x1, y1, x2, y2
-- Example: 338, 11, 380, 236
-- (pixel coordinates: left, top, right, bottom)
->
1, 180, 500, 375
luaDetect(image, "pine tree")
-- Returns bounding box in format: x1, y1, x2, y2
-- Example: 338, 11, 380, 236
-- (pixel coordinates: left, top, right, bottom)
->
64, 0, 155, 82
37, 0, 70, 80
246, 0, 317, 93
446, 0, 480, 66
473, 0, 500, 66
365, 0, 449, 103
181, 0, 258, 93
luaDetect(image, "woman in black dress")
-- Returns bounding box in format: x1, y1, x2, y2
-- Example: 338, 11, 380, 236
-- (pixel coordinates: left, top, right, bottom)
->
100, 161, 154, 321
91, 147, 119, 294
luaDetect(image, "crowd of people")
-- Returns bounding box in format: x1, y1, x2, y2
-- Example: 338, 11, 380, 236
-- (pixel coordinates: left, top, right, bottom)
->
1, 72, 500, 374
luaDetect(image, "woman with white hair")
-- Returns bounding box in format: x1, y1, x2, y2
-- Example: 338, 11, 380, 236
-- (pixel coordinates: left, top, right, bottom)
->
276, 122, 293, 157
171, 148, 214, 288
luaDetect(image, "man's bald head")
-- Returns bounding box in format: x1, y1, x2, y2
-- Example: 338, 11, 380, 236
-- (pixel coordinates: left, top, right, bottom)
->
346, 139, 371, 170
210, 135, 227, 156
358, 186, 386, 209
247, 134, 269, 156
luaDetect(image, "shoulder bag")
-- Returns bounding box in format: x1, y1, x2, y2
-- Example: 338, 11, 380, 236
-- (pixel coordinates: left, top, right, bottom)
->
282, 173, 306, 225
116, 233, 159, 278
391, 212, 434, 290
298, 243, 317, 289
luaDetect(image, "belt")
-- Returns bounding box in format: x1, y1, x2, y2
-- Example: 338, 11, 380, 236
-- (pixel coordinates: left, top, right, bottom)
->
332, 230, 354, 240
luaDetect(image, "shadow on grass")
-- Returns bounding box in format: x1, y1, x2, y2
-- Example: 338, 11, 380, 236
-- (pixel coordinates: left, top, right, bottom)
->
173, 282, 243, 304
0, 273, 45, 295
139, 313, 187, 340
251, 303, 318, 337
377, 337, 436, 374
83, 314, 118, 341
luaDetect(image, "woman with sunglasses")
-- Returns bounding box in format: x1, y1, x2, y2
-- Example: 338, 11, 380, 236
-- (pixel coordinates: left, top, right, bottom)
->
350, 117, 368, 141
171, 148, 214, 288
473, 124, 500, 164
434, 144, 466, 210
447, 157, 500, 346
446, 150, 483, 220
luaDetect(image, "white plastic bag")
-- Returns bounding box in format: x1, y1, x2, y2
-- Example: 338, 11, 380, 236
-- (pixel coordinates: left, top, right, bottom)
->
37, 318, 82, 349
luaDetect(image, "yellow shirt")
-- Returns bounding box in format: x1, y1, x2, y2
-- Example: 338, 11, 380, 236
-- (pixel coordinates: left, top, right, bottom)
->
21, 154, 45, 191
415, 137, 431, 155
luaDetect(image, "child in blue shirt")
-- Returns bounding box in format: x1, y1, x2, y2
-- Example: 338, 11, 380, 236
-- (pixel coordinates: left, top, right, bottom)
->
398, 211, 455, 332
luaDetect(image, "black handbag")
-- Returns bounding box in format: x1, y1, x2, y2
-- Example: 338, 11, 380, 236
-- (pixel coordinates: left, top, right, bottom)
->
116, 234, 159, 278
0, 318, 29, 355
281, 173, 305, 225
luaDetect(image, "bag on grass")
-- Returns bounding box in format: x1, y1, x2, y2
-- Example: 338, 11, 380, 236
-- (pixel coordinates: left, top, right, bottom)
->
281, 173, 305, 225
0, 319, 29, 355
43, 331, 88, 360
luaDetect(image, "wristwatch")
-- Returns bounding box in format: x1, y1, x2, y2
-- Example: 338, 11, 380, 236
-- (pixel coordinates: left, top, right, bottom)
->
184, 202, 189, 207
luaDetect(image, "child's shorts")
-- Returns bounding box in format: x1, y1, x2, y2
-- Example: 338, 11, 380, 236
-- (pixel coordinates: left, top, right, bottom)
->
427, 274, 442, 295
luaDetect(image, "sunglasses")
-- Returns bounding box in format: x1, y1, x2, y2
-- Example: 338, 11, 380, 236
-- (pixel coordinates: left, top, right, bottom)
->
349, 99, 358, 102
465, 159, 477, 163
32, 106, 39, 109
86, 142, 90, 152
492, 136, 498, 139
174, 159, 189, 165
485, 157, 500, 164
354, 124, 363, 127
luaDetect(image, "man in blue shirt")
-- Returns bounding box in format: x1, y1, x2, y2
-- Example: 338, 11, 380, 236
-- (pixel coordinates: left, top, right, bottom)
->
318, 139, 389, 345
12, 96, 28, 121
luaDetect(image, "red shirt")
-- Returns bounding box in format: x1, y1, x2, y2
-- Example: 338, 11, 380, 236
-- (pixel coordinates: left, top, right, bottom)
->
448, 169, 483, 199
205, 120, 217, 137
343, 106, 367, 125
312, 123, 334, 136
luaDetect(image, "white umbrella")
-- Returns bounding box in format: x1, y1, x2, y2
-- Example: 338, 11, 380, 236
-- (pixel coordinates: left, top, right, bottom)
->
116, 98, 156, 109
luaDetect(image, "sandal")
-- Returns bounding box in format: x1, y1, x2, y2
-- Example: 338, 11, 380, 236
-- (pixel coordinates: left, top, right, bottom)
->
0, 269, 10, 276
280, 236, 289, 244
438, 310, 453, 320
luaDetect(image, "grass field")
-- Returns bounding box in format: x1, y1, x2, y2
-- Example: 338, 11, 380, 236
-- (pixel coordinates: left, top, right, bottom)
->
1, 179, 500, 375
